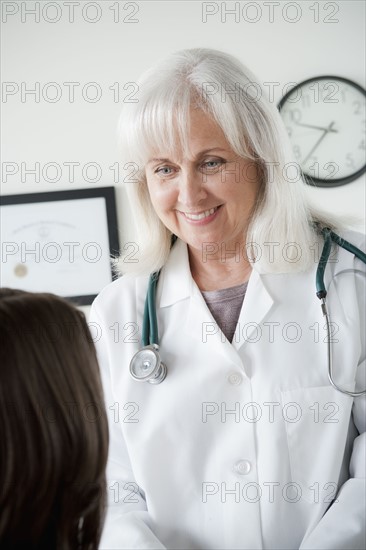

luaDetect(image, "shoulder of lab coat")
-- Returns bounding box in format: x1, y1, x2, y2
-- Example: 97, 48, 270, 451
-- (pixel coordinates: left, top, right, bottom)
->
91, 230, 366, 550
90, 289, 166, 550
300, 228, 366, 550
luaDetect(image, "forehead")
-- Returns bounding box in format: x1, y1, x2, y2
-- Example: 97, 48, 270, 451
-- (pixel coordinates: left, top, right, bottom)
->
147, 108, 230, 163
147, 147, 230, 166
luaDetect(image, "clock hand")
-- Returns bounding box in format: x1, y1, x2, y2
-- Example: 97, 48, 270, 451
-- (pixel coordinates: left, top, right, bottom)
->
302, 121, 336, 165
296, 122, 338, 133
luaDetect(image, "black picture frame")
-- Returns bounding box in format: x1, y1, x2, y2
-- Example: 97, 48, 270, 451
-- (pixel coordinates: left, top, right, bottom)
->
0, 187, 120, 305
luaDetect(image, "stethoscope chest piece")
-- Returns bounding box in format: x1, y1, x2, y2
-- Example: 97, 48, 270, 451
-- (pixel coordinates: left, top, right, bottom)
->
129, 344, 167, 384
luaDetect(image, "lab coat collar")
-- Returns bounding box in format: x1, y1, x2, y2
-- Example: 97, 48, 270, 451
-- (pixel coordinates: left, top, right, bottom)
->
158, 238, 192, 307
157, 238, 274, 355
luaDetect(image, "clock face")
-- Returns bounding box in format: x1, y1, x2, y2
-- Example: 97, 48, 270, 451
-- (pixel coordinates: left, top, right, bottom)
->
278, 76, 366, 186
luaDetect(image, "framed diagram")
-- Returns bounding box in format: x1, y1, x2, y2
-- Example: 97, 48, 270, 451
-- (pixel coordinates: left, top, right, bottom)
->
0, 187, 120, 305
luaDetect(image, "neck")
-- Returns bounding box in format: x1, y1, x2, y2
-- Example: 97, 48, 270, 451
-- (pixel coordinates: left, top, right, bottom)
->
188, 242, 252, 291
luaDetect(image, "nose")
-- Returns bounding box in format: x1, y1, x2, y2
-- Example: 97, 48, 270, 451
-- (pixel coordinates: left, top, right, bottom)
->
178, 168, 208, 208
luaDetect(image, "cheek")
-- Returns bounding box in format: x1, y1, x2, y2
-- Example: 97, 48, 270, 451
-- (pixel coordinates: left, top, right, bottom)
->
221, 180, 253, 205
235, 165, 261, 205
147, 182, 176, 215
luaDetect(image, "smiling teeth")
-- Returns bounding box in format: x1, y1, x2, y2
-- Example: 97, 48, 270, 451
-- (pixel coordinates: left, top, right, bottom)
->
184, 207, 218, 221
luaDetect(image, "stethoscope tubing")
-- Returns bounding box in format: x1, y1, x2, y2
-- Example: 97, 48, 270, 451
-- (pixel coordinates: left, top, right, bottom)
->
134, 229, 366, 395
142, 270, 160, 347
316, 228, 366, 298
322, 298, 365, 397
316, 228, 366, 396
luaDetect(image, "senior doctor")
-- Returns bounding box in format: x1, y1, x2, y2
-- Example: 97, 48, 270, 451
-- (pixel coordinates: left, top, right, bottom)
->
90, 48, 366, 549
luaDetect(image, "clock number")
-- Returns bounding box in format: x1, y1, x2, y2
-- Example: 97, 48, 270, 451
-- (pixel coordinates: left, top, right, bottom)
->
293, 145, 301, 160
286, 126, 293, 137
345, 153, 355, 169
324, 162, 339, 179
341, 89, 347, 103
323, 83, 339, 103
353, 101, 362, 115
289, 109, 302, 123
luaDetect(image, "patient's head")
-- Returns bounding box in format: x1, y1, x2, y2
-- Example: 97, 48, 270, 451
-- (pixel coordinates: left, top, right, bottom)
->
0, 288, 108, 549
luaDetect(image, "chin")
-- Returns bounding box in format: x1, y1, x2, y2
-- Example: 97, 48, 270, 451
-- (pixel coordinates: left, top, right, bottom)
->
186, 237, 215, 252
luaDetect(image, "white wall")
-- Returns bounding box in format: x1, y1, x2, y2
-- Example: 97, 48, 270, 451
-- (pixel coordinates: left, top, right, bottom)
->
1, 0, 365, 314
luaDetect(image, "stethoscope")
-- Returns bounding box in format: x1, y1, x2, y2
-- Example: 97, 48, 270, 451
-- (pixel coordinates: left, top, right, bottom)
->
129, 229, 366, 395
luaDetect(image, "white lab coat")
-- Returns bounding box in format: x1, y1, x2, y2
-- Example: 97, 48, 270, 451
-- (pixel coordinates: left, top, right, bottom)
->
90, 230, 366, 550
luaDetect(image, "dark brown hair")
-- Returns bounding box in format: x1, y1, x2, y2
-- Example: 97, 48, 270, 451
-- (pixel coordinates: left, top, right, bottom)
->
0, 288, 108, 549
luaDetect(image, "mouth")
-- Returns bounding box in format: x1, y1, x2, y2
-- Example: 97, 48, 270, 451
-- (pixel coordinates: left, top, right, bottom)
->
181, 205, 222, 221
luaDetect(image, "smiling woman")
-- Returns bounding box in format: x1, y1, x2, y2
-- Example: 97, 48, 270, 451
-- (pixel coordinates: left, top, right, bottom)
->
144, 108, 261, 289
90, 48, 366, 550
115, 48, 341, 278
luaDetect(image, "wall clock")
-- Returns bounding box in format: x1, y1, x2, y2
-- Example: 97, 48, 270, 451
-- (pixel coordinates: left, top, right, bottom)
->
278, 76, 366, 186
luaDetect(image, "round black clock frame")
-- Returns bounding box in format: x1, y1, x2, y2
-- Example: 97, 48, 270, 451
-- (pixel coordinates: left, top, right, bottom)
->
278, 75, 366, 187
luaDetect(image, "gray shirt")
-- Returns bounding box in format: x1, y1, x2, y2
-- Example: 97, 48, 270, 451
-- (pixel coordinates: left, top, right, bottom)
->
201, 281, 248, 343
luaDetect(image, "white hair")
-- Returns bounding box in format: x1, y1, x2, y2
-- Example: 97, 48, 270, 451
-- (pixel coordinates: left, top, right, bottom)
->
114, 47, 348, 276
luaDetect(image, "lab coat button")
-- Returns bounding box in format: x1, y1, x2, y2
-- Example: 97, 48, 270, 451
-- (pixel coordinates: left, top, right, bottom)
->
234, 460, 251, 475
227, 372, 242, 385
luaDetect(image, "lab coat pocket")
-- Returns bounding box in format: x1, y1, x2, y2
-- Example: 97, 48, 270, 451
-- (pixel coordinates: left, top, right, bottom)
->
280, 385, 353, 505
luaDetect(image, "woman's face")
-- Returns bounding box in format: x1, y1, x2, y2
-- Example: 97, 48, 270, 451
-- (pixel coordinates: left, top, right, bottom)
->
145, 108, 262, 256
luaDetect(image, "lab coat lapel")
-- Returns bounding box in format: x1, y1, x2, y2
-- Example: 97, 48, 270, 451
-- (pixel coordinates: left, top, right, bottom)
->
158, 239, 274, 366
158, 239, 243, 366
231, 268, 274, 352
186, 281, 247, 368
158, 238, 191, 307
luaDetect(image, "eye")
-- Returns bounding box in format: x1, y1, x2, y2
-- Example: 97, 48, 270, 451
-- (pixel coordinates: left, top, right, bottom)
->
154, 166, 175, 176
201, 159, 225, 171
